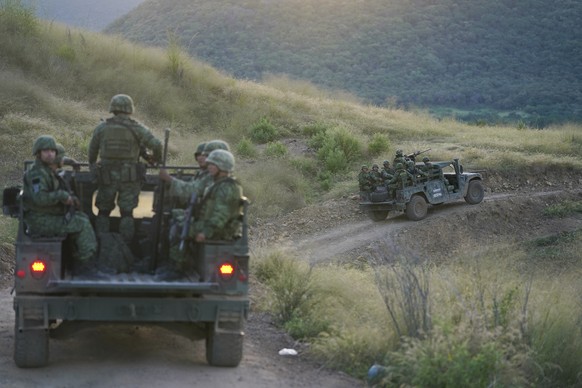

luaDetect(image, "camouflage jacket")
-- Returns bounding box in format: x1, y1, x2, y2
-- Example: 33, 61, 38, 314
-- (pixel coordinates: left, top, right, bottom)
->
358, 171, 372, 191
169, 170, 213, 207
22, 159, 69, 215
192, 176, 244, 240
88, 114, 162, 164
386, 169, 414, 188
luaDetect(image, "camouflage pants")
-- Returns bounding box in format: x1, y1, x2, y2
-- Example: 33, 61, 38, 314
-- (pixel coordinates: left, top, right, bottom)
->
95, 180, 141, 213
25, 212, 97, 262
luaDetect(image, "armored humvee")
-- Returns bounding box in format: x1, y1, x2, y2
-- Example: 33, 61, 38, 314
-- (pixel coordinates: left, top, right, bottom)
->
2, 162, 249, 368
360, 158, 484, 221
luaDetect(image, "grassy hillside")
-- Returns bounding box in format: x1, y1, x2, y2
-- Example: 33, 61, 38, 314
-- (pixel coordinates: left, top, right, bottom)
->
1, 0, 581, 220
105, 0, 582, 127
25, 0, 144, 31
1, 3, 582, 385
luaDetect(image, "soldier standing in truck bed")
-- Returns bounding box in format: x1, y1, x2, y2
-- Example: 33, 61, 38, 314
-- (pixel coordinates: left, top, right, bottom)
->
88, 94, 162, 244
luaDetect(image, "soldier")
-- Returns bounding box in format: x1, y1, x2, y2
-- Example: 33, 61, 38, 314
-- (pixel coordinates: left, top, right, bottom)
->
381, 160, 395, 181
192, 142, 207, 180
393, 149, 407, 167
22, 135, 98, 277
55, 143, 80, 170
160, 140, 230, 206
370, 164, 383, 188
385, 162, 415, 198
358, 165, 372, 199
88, 94, 162, 243
158, 149, 244, 280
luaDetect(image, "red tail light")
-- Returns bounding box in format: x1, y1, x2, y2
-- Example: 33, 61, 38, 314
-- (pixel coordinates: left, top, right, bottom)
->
218, 263, 235, 281
30, 259, 47, 279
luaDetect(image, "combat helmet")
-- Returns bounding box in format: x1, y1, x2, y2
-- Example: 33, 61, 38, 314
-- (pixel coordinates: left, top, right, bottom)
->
32, 135, 58, 155
206, 149, 235, 172
395, 163, 404, 170
423, 156, 430, 163
194, 142, 207, 157
395, 149, 403, 157
109, 94, 134, 114
202, 139, 230, 156
383, 160, 390, 166
372, 164, 379, 170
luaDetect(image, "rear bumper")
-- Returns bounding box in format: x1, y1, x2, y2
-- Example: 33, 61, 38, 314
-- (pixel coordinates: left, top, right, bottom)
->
14, 293, 249, 326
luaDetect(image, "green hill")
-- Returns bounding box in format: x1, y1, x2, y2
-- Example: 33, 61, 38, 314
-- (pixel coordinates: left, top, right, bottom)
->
105, 0, 582, 127
25, 0, 144, 31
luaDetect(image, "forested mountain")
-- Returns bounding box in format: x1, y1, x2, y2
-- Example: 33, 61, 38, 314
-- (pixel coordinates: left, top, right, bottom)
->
25, 0, 144, 31
105, 0, 582, 126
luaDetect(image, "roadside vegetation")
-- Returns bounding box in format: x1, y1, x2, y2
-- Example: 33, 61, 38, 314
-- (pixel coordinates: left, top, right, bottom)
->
1, 2, 582, 385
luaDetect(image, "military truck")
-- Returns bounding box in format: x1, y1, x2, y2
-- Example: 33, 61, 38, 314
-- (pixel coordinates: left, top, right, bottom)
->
2, 162, 249, 368
360, 158, 484, 221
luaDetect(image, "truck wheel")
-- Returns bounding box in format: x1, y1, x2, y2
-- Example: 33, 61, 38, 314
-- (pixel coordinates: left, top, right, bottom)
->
14, 318, 49, 368
464, 180, 485, 204
405, 195, 428, 221
206, 321, 244, 367
368, 210, 389, 222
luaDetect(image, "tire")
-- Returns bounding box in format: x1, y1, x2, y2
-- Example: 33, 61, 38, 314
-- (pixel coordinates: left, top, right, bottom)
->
368, 210, 389, 222
464, 180, 485, 204
14, 318, 49, 368
405, 195, 428, 221
206, 321, 244, 367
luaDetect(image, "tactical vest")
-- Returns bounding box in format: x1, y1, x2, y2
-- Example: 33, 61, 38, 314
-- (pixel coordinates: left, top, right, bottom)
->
98, 118, 141, 161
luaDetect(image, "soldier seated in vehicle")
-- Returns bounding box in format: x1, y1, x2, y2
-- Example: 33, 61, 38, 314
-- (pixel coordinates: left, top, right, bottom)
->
22, 135, 99, 278
358, 165, 372, 200
157, 149, 244, 280
385, 163, 415, 198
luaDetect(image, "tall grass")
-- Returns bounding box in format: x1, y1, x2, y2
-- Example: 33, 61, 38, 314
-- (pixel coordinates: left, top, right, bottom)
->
253, 234, 582, 385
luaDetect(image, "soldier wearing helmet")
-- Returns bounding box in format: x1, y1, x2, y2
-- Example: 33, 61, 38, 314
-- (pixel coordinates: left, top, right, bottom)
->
22, 135, 98, 277
88, 94, 163, 243
358, 165, 372, 196
370, 164, 383, 187
393, 149, 407, 167
385, 162, 415, 198
157, 148, 243, 280
159, 139, 231, 204
381, 160, 395, 181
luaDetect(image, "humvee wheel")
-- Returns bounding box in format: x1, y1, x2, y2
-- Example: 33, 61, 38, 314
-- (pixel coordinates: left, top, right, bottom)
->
14, 318, 49, 368
206, 321, 244, 367
464, 180, 485, 204
405, 195, 428, 221
368, 210, 389, 222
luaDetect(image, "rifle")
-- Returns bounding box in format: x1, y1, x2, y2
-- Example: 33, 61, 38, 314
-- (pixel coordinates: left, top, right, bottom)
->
151, 128, 171, 270
406, 148, 432, 160
179, 192, 197, 251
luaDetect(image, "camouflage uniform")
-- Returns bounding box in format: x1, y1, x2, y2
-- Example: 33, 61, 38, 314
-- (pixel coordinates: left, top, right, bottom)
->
369, 164, 383, 188
161, 149, 243, 280
358, 166, 372, 190
88, 94, 162, 242
381, 160, 395, 181
167, 140, 229, 206
385, 163, 415, 198
22, 136, 97, 264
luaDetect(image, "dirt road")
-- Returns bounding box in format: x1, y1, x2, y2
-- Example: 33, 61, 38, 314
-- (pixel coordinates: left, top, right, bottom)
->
0, 185, 580, 387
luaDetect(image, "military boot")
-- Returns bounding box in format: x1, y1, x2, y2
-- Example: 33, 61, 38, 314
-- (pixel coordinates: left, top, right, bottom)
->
95, 214, 110, 235
119, 216, 135, 244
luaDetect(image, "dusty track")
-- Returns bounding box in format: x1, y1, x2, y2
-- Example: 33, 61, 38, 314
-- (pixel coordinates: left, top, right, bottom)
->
0, 185, 580, 387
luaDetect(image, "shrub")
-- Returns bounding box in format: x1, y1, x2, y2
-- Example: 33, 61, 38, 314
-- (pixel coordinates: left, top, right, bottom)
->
254, 251, 316, 324
368, 133, 391, 156
250, 116, 278, 144
236, 137, 257, 158
0, 0, 38, 36
264, 141, 288, 158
